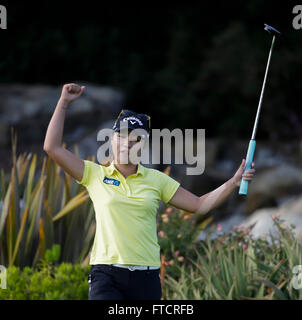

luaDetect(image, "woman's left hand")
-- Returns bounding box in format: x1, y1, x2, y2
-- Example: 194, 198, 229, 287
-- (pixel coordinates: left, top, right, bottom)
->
232, 159, 256, 187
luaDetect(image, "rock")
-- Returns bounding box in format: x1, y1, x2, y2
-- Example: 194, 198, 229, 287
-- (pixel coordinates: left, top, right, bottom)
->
76, 120, 115, 160
0, 84, 59, 123
67, 97, 94, 115
84, 85, 124, 110
0, 83, 125, 168
204, 138, 220, 168
245, 163, 302, 215
240, 195, 302, 239
253, 143, 286, 167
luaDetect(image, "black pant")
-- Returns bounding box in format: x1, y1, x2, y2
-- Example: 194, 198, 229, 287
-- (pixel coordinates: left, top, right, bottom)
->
88, 264, 162, 300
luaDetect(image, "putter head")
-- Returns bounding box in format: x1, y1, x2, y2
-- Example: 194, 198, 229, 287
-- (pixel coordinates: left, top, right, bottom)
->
264, 24, 281, 36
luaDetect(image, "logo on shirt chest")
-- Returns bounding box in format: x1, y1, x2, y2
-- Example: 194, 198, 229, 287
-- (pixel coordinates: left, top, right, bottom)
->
103, 176, 121, 186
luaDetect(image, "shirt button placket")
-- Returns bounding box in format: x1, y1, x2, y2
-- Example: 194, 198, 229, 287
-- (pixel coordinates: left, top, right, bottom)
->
118, 174, 127, 195
126, 180, 131, 197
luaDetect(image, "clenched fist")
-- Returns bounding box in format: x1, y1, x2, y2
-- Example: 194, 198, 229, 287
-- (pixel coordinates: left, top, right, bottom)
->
60, 83, 85, 104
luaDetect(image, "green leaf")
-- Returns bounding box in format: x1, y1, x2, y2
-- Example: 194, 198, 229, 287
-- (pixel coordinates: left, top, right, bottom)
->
252, 278, 287, 300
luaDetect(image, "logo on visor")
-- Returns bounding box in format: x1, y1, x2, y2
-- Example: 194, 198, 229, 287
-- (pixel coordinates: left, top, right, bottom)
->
103, 177, 121, 186
122, 117, 143, 126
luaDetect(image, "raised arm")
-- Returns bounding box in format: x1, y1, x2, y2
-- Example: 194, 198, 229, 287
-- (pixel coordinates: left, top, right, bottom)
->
43, 83, 86, 182
168, 159, 256, 215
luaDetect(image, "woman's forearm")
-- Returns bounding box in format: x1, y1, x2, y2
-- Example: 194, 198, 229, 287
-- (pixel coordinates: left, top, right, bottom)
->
195, 159, 256, 215
43, 98, 69, 153
196, 177, 237, 214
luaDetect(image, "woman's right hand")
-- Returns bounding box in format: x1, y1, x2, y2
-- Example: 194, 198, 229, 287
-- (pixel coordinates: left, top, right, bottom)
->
60, 83, 85, 104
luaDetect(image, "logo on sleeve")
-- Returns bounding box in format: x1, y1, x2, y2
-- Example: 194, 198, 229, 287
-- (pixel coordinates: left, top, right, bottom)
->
103, 176, 121, 186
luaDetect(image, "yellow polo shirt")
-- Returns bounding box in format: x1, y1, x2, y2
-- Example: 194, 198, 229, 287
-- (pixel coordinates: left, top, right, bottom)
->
76, 160, 180, 267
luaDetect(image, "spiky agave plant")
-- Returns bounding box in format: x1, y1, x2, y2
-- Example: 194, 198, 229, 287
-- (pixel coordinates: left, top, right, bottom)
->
0, 129, 95, 268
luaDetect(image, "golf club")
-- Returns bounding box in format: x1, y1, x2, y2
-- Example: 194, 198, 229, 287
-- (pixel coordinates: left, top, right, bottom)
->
239, 24, 281, 195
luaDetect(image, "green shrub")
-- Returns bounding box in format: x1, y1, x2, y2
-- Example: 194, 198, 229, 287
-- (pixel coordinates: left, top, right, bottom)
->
0, 262, 90, 300
1, 197, 302, 300
161, 213, 302, 300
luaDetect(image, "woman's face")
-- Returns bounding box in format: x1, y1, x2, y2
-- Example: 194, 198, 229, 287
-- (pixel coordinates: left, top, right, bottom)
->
111, 130, 145, 164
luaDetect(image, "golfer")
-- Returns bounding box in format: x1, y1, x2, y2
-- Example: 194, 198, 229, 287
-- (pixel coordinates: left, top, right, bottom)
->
43, 83, 256, 300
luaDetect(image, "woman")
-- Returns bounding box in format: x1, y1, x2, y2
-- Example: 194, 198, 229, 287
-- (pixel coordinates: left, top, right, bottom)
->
43, 83, 256, 300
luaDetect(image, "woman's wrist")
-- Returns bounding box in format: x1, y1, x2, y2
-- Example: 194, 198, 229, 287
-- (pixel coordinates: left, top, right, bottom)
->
58, 98, 69, 110
231, 177, 238, 189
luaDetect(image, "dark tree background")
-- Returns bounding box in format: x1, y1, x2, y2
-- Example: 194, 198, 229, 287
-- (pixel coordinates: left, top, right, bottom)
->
0, 1, 301, 141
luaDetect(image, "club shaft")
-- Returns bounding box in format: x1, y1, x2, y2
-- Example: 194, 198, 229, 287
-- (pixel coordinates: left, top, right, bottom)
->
251, 35, 276, 140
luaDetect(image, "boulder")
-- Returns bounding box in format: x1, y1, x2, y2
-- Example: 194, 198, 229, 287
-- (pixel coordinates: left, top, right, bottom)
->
240, 195, 302, 239
245, 164, 302, 215
0, 83, 124, 168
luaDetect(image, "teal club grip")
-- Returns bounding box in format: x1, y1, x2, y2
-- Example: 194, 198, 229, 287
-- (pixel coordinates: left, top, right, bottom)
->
239, 139, 256, 195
